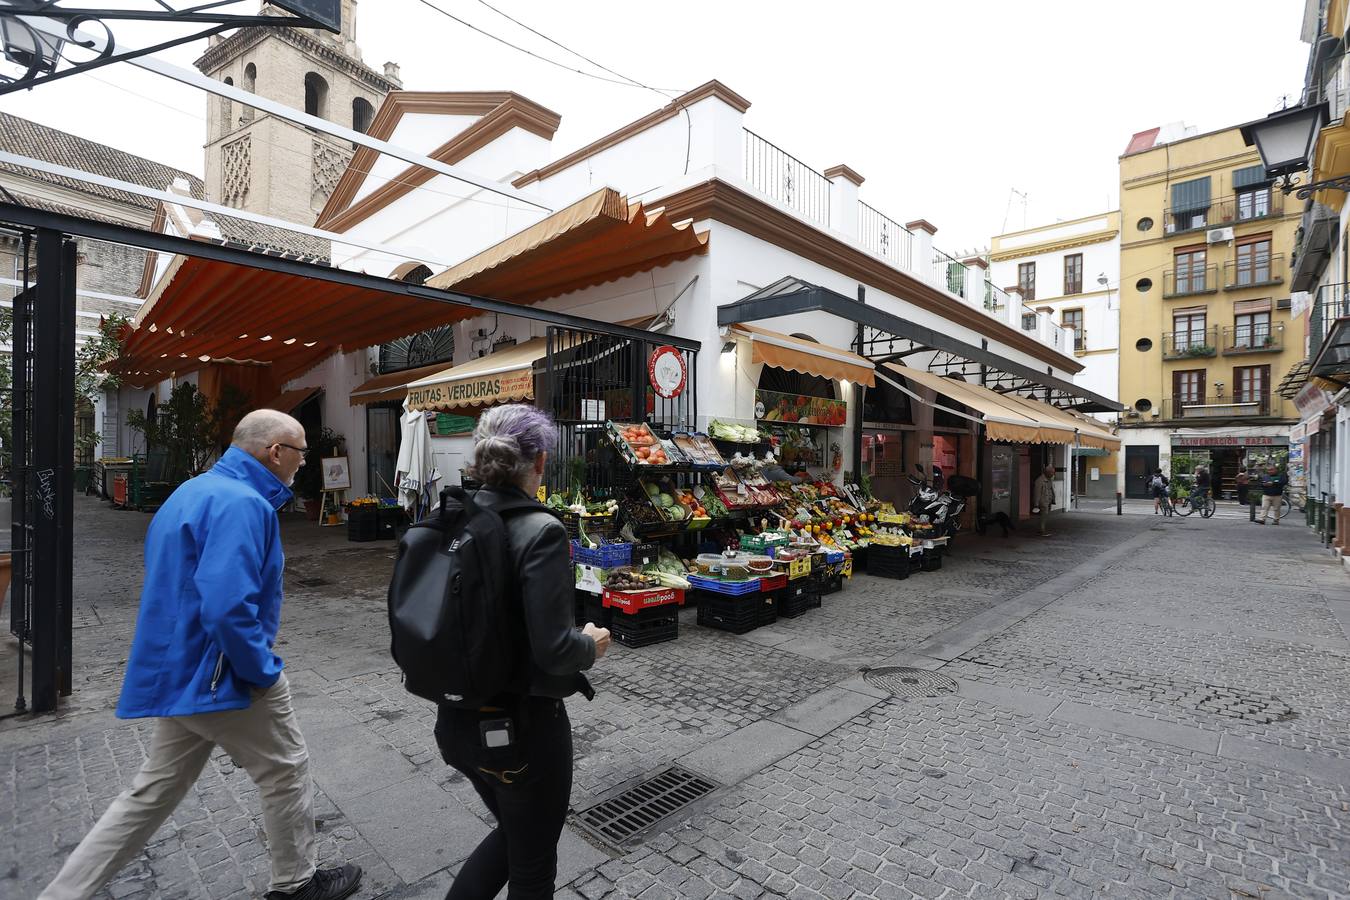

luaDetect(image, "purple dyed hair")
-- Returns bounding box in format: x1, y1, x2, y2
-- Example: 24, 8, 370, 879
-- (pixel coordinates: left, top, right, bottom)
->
466, 403, 558, 487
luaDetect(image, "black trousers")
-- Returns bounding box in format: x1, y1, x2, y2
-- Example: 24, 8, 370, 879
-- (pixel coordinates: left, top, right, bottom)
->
434, 697, 573, 900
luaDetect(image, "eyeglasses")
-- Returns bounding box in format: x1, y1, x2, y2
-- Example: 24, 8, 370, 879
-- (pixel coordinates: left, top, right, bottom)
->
273, 442, 308, 455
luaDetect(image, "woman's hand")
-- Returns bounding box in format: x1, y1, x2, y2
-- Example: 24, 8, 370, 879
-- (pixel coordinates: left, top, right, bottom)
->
582, 622, 612, 659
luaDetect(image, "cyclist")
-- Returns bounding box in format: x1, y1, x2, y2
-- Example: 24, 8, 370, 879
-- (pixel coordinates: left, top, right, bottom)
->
1193, 465, 1212, 509
1149, 467, 1170, 514
1256, 464, 1288, 526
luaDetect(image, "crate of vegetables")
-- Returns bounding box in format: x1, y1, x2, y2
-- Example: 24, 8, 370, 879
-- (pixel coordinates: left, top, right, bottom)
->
608, 421, 681, 468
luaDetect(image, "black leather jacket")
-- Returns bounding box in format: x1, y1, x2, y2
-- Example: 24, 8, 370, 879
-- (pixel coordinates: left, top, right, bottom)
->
475, 486, 596, 701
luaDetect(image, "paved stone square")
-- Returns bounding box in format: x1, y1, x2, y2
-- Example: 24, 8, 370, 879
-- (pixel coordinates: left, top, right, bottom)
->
2, 495, 1348, 898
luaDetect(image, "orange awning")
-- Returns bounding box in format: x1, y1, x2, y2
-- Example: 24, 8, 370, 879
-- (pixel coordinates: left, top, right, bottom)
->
349, 360, 464, 406
114, 253, 474, 388
404, 338, 550, 412
730, 323, 875, 387
427, 188, 709, 302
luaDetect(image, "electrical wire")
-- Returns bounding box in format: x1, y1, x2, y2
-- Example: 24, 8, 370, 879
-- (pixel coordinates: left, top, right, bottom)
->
413, 0, 685, 93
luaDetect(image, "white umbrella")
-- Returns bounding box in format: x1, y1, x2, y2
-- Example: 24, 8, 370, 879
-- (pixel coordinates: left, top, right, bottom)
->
395, 406, 439, 519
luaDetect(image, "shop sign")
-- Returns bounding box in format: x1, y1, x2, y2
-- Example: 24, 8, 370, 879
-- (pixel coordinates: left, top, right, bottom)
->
407, 367, 534, 410
1290, 422, 1307, 442
1294, 383, 1333, 418
1171, 435, 1288, 447
756, 389, 848, 426
648, 346, 687, 398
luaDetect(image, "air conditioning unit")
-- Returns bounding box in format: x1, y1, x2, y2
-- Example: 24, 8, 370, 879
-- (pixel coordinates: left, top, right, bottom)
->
1276, 297, 1292, 310
1206, 227, 1234, 244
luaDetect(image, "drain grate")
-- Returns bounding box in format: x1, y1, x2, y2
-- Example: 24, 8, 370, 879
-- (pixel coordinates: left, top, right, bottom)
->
862, 666, 959, 698
573, 766, 718, 848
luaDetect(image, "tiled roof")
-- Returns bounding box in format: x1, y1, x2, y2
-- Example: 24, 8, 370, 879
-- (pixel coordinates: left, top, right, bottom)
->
212, 213, 330, 263
3, 190, 137, 227
0, 111, 205, 216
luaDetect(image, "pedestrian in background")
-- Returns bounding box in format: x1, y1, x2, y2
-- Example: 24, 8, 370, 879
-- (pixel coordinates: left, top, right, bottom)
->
1235, 469, 1251, 507
40, 410, 361, 900
1149, 467, 1170, 514
1033, 464, 1056, 536
436, 404, 609, 899
1257, 463, 1288, 526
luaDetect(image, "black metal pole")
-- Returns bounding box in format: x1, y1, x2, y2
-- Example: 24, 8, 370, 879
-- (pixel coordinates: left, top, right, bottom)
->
29, 229, 76, 711
9, 241, 31, 713
1116, 491, 1122, 516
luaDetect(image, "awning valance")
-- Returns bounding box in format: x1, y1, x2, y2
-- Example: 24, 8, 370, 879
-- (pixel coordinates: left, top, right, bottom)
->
730, 323, 876, 387
404, 338, 550, 412
349, 360, 464, 406
881, 363, 1120, 449
427, 188, 708, 303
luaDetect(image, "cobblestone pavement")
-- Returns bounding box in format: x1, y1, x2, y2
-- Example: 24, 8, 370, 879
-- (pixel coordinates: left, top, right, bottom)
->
1, 496, 1348, 898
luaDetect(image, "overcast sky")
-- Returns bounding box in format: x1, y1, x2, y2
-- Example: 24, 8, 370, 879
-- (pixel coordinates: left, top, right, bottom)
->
1, 0, 1310, 253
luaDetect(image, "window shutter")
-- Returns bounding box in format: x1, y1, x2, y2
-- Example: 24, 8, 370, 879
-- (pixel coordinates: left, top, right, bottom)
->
1171, 177, 1211, 212
1232, 165, 1268, 190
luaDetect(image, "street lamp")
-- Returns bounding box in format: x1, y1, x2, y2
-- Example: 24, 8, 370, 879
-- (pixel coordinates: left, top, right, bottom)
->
0, 14, 63, 78
1239, 103, 1331, 197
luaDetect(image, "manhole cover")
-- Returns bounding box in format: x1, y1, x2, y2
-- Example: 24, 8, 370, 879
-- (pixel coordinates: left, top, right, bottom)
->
861, 667, 959, 698
573, 766, 718, 849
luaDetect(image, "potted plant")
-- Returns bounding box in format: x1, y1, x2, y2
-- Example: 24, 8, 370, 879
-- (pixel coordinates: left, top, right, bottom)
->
293, 426, 344, 519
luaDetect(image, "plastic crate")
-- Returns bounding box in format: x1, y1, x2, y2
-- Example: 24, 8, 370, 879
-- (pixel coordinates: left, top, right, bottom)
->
921, 549, 943, 572
866, 544, 910, 580
687, 574, 762, 595
575, 590, 611, 628
603, 586, 684, 615
570, 540, 633, 568
823, 549, 846, 564
347, 510, 378, 542
776, 585, 822, 618
740, 533, 789, 553
758, 572, 787, 592
564, 511, 619, 540
610, 606, 678, 647
697, 592, 775, 634
820, 574, 844, 595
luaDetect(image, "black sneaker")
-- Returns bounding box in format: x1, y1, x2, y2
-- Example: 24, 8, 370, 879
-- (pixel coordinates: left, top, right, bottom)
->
265, 864, 362, 900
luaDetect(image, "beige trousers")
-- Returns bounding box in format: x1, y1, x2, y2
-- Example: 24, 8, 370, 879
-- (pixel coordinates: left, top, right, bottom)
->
1260, 494, 1282, 524
39, 672, 316, 900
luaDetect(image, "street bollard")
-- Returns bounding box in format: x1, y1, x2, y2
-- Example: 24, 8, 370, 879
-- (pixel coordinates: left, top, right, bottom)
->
1249, 499, 1257, 523
1116, 492, 1122, 516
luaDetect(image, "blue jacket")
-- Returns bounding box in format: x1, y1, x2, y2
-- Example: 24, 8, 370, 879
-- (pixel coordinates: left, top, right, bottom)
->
116, 447, 292, 719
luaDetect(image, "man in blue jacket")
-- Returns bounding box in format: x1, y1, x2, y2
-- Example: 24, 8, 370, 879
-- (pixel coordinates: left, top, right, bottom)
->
41, 410, 361, 900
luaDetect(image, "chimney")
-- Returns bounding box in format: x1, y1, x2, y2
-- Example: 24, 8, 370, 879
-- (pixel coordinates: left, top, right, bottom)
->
383, 61, 402, 87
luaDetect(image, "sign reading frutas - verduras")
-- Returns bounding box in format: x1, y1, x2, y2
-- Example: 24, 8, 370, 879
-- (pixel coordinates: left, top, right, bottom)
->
407, 368, 534, 411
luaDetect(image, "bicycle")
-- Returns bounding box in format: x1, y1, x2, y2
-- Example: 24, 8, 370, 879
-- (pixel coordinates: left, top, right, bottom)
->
1174, 489, 1215, 519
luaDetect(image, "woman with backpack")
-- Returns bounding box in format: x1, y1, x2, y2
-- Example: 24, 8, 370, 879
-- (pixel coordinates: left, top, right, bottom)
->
1149, 467, 1170, 514
433, 404, 610, 899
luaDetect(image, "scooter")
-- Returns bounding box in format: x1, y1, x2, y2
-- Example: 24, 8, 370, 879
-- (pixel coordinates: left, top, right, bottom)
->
907, 464, 954, 531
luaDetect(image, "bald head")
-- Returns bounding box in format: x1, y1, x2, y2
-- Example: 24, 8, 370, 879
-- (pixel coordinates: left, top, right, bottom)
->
232, 409, 304, 456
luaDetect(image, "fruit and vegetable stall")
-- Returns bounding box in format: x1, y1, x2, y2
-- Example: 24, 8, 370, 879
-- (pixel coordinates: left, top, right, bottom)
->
553, 417, 954, 648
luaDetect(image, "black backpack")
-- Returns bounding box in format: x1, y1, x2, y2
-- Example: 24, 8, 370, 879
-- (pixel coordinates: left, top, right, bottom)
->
387, 485, 545, 707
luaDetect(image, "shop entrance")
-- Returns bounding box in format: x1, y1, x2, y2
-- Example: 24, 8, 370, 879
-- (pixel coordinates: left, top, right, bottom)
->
1124, 445, 1158, 498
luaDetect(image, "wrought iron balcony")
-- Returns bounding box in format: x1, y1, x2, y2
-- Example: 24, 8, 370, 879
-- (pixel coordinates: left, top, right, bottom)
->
1221, 323, 1283, 355
1162, 327, 1218, 360
1162, 194, 1284, 236
1161, 394, 1282, 421
1163, 264, 1218, 298
1311, 282, 1350, 356
1223, 254, 1284, 290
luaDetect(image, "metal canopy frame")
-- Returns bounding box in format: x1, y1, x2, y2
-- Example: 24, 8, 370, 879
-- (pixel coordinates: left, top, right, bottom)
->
0, 0, 338, 96
717, 276, 1121, 413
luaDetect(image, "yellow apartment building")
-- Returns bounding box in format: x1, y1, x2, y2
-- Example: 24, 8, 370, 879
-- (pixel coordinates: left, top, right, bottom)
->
1118, 123, 1302, 500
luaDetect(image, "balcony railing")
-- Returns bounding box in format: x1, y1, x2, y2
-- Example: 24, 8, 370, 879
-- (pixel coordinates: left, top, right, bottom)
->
1162, 327, 1219, 360
1222, 323, 1284, 355
1163, 264, 1219, 298
985, 282, 1012, 310
1161, 394, 1282, 421
1311, 282, 1350, 353
1072, 329, 1087, 353
1223, 254, 1284, 290
744, 129, 831, 226
1163, 194, 1284, 235
932, 248, 968, 297
858, 201, 914, 270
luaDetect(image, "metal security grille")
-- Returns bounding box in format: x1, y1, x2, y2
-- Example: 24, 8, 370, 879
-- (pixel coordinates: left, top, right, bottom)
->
862, 667, 959, 698
573, 766, 718, 848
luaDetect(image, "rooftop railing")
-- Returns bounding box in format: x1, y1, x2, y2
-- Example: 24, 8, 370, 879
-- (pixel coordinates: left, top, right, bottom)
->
858, 201, 914, 271
932, 248, 968, 297
743, 129, 831, 226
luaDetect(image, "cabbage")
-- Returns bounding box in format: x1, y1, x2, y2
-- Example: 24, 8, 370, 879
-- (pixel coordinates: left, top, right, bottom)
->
657, 493, 675, 508
644, 482, 661, 498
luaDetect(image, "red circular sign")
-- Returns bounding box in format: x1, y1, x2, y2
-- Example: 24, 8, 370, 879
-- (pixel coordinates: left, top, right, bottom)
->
648, 345, 687, 398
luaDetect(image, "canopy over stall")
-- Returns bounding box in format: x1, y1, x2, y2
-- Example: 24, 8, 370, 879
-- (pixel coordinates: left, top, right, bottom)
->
881, 363, 1119, 449
404, 338, 551, 412
728, 323, 876, 386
